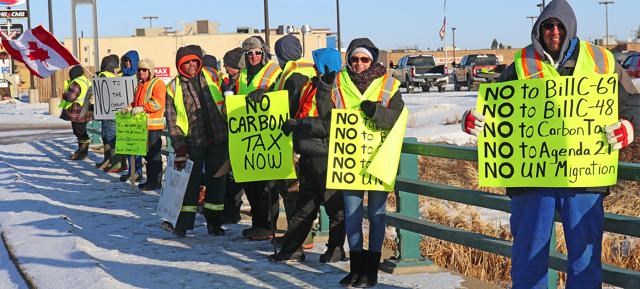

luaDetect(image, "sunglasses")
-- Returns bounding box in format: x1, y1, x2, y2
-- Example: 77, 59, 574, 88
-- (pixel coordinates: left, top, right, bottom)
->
349, 56, 371, 64
246, 51, 263, 56
542, 22, 565, 31
138, 68, 149, 72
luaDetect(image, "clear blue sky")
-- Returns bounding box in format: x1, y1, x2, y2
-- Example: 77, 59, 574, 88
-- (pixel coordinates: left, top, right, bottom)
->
14, 0, 640, 51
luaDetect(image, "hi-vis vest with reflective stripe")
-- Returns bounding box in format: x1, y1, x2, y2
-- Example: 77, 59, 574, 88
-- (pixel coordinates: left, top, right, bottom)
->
236, 61, 282, 95
99, 71, 119, 78
514, 41, 615, 79
59, 75, 91, 110
296, 83, 319, 118
140, 78, 165, 130
166, 67, 225, 136
332, 69, 400, 109
274, 59, 316, 91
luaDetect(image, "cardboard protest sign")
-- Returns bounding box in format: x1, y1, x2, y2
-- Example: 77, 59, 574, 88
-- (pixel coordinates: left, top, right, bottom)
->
157, 153, 194, 227
92, 76, 137, 120
115, 112, 148, 155
226, 90, 296, 182
326, 108, 407, 191
476, 75, 619, 187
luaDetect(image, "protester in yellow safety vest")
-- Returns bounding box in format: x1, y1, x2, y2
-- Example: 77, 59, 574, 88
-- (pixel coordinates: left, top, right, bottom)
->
121, 58, 166, 191
268, 48, 346, 264
461, 1, 640, 288
97, 54, 128, 173
220, 47, 245, 225
332, 38, 404, 288
163, 45, 228, 237
59, 65, 94, 160
236, 36, 285, 241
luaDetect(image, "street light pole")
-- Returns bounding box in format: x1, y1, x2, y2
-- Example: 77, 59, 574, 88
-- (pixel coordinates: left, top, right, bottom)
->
599, 1, 614, 48
527, 16, 537, 27
142, 16, 158, 29
451, 27, 456, 64
301, 25, 311, 57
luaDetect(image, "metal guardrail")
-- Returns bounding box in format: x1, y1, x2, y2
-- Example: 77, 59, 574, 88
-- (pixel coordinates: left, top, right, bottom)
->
386, 138, 640, 289
86, 123, 640, 288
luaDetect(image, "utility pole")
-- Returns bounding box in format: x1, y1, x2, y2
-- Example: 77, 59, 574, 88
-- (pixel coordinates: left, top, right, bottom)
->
599, 1, 614, 48
451, 27, 456, 64
336, 0, 341, 52
142, 16, 158, 29
527, 16, 537, 27
263, 0, 270, 47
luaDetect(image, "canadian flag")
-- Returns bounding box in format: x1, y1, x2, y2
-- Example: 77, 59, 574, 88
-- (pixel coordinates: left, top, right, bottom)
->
439, 17, 446, 40
2, 25, 79, 78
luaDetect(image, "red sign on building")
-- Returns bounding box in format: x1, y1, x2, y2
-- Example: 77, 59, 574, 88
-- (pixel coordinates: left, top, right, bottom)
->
154, 66, 170, 78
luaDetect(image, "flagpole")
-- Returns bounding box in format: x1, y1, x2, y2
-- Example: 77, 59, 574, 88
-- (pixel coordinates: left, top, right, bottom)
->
47, 0, 56, 101
443, 0, 447, 67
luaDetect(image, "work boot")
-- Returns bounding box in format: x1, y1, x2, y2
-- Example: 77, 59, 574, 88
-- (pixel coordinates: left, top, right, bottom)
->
242, 227, 255, 237
353, 250, 381, 288
70, 140, 90, 160
120, 173, 142, 182
340, 250, 364, 287
95, 143, 111, 168
319, 245, 347, 263
105, 153, 127, 173
138, 161, 162, 189
268, 246, 306, 263
161, 221, 186, 238
245, 227, 273, 241
208, 226, 225, 236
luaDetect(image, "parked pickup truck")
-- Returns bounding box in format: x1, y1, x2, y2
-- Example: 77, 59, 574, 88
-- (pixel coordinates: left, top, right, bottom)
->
451, 54, 506, 91
391, 55, 448, 93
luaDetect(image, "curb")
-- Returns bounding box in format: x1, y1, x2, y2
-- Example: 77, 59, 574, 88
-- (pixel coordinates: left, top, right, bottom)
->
1, 230, 38, 289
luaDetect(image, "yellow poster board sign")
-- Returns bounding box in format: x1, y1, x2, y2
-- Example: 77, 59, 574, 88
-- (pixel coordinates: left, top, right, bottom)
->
226, 90, 297, 182
115, 112, 148, 156
326, 108, 408, 191
476, 75, 619, 187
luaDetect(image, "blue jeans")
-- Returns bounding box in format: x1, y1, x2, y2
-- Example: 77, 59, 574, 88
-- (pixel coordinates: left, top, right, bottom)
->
510, 189, 604, 289
343, 190, 388, 253
101, 119, 116, 143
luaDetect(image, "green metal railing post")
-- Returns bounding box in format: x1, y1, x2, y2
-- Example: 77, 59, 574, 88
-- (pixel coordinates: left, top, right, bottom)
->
381, 138, 433, 272
87, 120, 102, 145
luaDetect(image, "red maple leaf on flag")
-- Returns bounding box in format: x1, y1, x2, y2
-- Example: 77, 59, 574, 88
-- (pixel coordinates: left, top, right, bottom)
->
26, 41, 50, 66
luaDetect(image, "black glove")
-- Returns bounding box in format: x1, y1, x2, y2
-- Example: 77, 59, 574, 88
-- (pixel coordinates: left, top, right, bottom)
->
320, 69, 336, 85
360, 100, 378, 117
281, 119, 299, 136
246, 89, 266, 103
174, 146, 188, 171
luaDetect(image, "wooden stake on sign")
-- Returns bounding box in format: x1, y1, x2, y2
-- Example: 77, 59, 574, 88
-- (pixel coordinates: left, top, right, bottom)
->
130, 155, 136, 192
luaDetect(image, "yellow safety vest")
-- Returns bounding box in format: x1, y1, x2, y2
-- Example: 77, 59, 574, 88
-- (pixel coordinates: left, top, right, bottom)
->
166, 68, 225, 136
514, 41, 615, 79
236, 61, 282, 95
331, 69, 400, 109
274, 59, 316, 91
99, 71, 119, 78
59, 75, 91, 110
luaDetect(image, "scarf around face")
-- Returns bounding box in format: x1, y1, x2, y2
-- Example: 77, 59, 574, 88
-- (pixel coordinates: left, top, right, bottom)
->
347, 63, 387, 94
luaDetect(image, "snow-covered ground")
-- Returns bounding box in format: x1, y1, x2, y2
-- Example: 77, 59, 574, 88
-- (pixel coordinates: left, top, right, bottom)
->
0, 89, 501, 289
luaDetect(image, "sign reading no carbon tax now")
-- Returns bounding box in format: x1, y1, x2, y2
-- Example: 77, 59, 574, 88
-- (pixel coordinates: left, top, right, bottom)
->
476, 74, 619, 187
226, 90, 296, 182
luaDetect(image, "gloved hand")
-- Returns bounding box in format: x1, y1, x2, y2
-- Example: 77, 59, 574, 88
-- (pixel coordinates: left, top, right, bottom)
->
461, 109, 486, 136
174, 146, 188, 171
246, 89, 266, 103
131, 106, 145, 115
121, 106, 132, 114
605, 119, 634, 150
281, 119, 299, 136
360, 100, 378, 117
320, 69, 336, 85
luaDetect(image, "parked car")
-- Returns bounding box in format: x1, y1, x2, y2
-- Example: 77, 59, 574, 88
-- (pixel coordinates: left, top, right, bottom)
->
451, 54, 505, 91
391, 55, 448, 93
614, 50, 636, 65
622, 52, 640, 79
